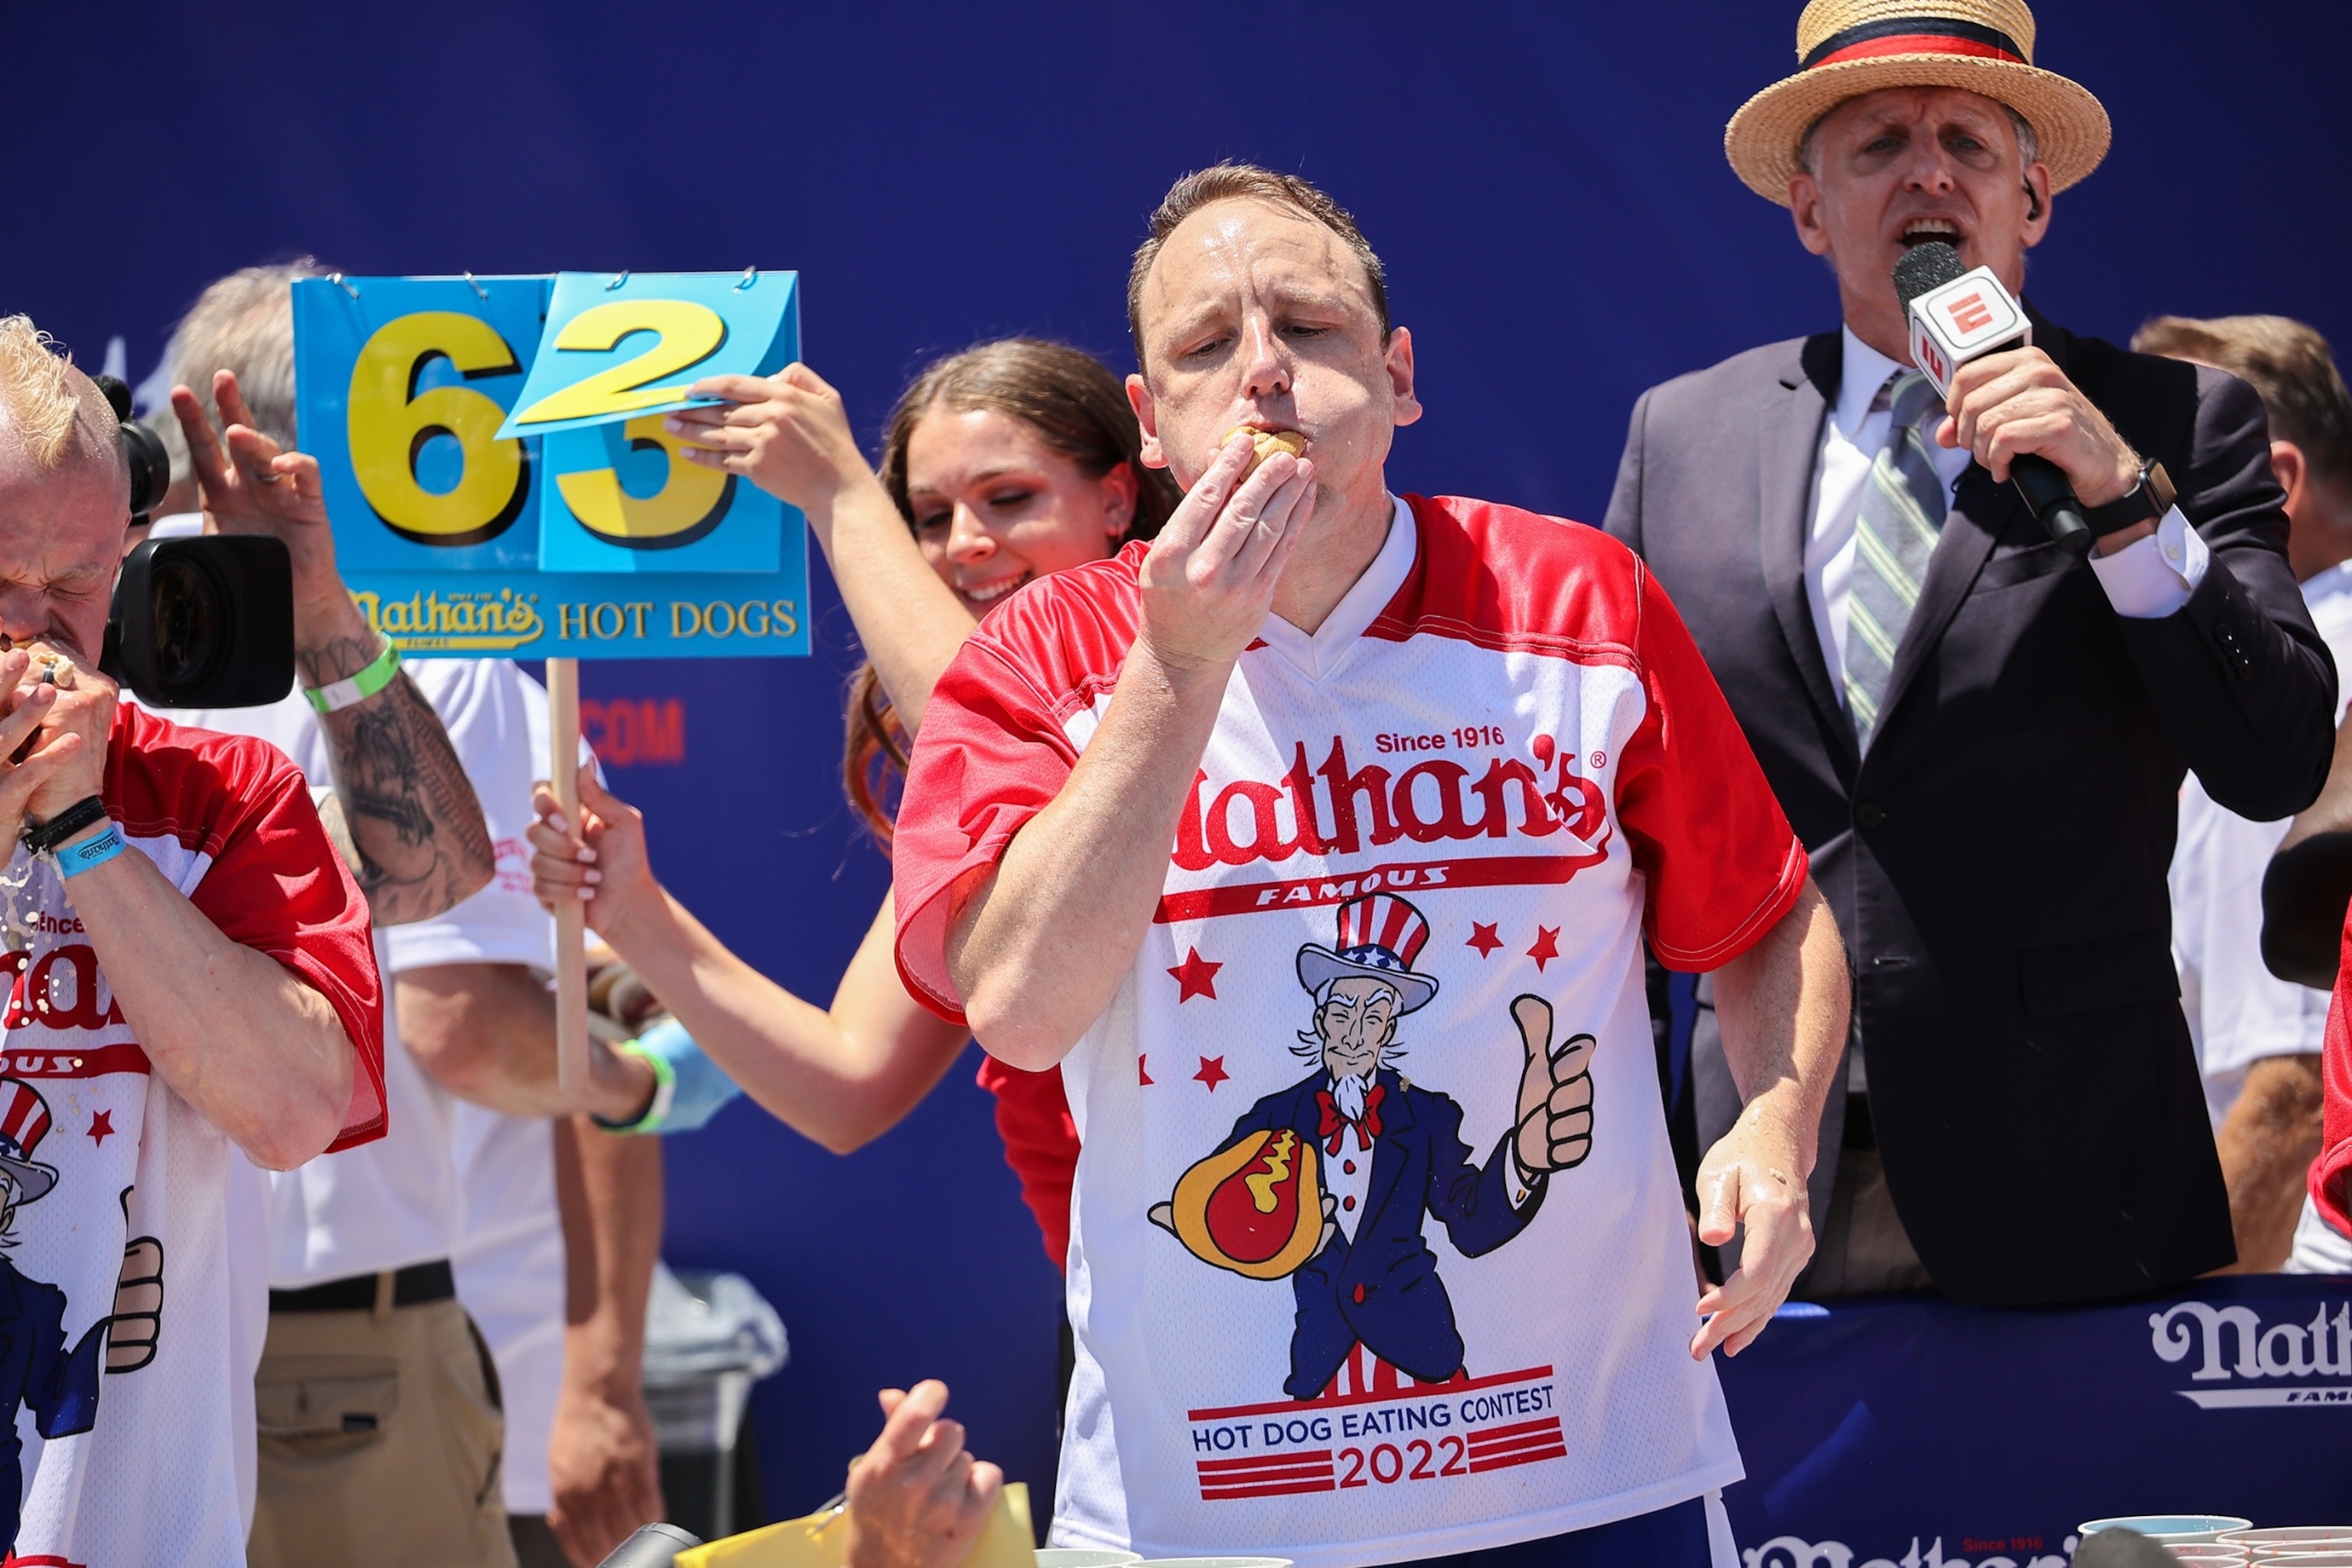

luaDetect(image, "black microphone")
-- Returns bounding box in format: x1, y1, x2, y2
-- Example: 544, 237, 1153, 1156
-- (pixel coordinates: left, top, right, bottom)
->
1893, 240, 2092, 556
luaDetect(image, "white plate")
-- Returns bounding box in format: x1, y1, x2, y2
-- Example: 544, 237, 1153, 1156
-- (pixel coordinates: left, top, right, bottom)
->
2081, 1517, 2256, 1545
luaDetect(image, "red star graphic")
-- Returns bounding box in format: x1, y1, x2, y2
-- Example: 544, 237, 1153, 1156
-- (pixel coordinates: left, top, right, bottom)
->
1194, 1055, 1230, 1093
1138, 1054, 1153, 1086
1467, 922, 1503, 959
1168, 947, 1222, 1002
87, 1109, 113, 1146
1527, 926, 1561, 972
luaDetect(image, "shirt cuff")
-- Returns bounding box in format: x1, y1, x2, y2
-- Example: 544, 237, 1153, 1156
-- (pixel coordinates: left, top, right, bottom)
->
2089, 505, 2209, 618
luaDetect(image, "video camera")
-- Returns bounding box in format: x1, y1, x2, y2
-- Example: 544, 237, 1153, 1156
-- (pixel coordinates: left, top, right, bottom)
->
93, 375, 293, 708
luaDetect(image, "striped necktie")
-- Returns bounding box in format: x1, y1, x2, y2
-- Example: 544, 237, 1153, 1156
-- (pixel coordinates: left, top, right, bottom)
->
1844, 371, 1949, 749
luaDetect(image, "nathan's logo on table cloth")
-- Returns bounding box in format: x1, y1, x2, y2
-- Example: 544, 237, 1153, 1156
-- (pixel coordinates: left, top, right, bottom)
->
1149, 894, 1599, 1502
2151, 1298, 2352, 1406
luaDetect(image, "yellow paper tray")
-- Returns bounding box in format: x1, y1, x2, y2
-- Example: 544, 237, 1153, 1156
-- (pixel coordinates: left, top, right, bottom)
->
676, 1481, 1032, 1568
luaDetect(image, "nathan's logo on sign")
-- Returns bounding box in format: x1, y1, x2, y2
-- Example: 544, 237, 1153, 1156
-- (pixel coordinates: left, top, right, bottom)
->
1174, 734, 1605, 872
2150, 1298, 2352, 1406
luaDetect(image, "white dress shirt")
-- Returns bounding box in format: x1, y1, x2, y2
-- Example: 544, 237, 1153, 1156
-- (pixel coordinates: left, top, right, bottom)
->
2171, 558, 2352, 1125
1805, 327, 2212, 704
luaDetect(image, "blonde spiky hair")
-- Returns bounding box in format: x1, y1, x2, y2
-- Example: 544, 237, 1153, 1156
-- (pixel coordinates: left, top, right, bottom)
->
0, 317, 91, 471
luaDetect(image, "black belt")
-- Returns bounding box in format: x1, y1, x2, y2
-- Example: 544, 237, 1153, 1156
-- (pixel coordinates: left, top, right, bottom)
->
270, 1259, 456, 1314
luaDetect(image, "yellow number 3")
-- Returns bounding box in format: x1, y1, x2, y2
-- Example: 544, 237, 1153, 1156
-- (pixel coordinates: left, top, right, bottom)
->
508, 299, 727, 429
555, 416, 734, 548
348, 312, 529, 546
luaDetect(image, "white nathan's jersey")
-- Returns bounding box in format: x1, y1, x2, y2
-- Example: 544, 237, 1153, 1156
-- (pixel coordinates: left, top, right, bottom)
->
897, 496, 1805, 1566
5, 705, 383, 1567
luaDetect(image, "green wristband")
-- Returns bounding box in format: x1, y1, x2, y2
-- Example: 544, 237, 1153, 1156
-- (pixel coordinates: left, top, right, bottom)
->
302, 641, 402, 714
590, 1037, 676, 1134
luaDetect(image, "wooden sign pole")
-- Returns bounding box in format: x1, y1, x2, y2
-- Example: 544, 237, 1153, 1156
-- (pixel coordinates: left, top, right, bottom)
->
547, 656, 590, 1094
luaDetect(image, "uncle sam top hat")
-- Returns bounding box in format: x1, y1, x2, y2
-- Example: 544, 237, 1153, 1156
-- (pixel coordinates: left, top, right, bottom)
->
0, 1080, 60, 1206
1296, 893, 1441, 1016
1724, 0, 2112, 205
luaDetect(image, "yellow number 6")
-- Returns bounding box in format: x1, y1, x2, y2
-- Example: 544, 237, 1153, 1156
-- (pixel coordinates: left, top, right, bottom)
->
349, 312, 529, 546
508, 299, 727, 429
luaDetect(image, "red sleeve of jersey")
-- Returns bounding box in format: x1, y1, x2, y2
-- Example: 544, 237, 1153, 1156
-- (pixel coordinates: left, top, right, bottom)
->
2312, 912, 2352, 1236
974, 1055, 1078, 1269
1615, 561, 1808, 970
111, 710, 387, 1151
891, 639, 1083, 1025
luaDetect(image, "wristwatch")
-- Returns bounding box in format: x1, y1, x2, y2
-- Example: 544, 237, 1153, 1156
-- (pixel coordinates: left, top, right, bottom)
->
2083, 459, 2177, 537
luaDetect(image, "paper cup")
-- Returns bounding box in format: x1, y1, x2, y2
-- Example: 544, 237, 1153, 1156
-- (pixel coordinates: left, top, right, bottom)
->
2167, 1552, 2249, 1566
1035, 1553, 1144, 1567
2082, 1518, 2256, 1545
2226, 1530, 2352, 1548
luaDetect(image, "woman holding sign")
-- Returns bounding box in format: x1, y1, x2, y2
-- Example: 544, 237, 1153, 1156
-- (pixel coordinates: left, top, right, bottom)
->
529, 338, 1174, 1271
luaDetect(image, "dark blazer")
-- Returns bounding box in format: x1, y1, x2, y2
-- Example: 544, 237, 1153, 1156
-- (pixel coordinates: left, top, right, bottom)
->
1225, 1067, 1538, 1398
1603, 312, 2337, 1308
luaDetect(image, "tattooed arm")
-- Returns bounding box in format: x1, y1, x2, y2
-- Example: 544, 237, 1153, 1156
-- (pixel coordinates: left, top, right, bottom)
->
172, 371, 495, 926
302, 617, 496, 924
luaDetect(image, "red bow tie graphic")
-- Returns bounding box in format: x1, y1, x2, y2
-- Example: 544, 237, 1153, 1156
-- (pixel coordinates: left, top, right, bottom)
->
1317, 1084, 1387, 1155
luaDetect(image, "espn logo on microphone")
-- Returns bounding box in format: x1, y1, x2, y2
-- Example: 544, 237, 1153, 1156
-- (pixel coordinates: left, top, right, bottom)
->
1906, 263, 2028, 397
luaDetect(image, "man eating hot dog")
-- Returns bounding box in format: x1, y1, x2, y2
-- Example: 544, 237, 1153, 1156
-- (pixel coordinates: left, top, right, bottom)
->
890, 164, 1850, 1568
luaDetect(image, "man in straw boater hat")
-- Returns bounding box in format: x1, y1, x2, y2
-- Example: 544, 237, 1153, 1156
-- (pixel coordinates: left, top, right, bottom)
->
1605, 0, 2337, 1307
894, 160, 1851, 1568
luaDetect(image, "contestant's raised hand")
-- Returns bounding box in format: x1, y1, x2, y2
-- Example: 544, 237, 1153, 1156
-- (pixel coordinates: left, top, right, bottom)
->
18, 645, 118, 825
0, 651, 71, 845
169, 372, 346, 606
1136, 431, 1314, 674
529, 764, 659, 939
667, 364, 874, 513
1689, 1106, 1815, 1361
842, 1380, 1003, 1568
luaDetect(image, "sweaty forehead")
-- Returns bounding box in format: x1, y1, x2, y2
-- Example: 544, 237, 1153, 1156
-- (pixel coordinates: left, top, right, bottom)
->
0, 437, 129, 578
1141, 199, 1374, 327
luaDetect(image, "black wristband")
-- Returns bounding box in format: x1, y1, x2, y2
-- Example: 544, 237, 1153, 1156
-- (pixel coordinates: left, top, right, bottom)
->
24, 795, 108, 857
2082, 460, 2176, 537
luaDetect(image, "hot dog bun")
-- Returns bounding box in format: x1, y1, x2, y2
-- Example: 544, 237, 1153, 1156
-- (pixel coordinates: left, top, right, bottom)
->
1223, 426, 1307, 475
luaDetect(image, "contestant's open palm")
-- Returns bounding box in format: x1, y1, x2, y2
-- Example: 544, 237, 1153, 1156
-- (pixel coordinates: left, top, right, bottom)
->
529, 763, 658, 936
1511, 995, 1596, 1175
1137, 432, 1315, 674
170, 372, 339, 583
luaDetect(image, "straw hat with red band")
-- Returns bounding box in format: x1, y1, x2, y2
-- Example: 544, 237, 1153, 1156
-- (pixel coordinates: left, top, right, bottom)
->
1725, 0, 2112, 206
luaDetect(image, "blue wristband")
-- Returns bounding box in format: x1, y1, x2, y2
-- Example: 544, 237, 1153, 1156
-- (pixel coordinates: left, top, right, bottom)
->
54, 823, 126, 879
595, 1018, 742, 1135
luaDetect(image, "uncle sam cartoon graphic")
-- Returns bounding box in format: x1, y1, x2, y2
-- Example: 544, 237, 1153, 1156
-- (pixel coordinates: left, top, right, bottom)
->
1153, 893, 1599, 1400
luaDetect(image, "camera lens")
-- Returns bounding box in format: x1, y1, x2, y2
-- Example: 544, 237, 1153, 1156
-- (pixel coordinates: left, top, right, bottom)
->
121, 423, 171, 520
149, 553, 229, 697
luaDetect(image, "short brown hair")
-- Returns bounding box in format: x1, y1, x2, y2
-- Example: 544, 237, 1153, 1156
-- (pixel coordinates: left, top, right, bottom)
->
846, 338, 1179, 846
2135, 314, 2352, 487
1127, 163, 1390, 374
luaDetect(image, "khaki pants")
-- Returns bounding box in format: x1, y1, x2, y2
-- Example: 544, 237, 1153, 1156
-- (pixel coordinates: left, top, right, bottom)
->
249, 1293, 517, 1568
1798, 1097, 1935, 1299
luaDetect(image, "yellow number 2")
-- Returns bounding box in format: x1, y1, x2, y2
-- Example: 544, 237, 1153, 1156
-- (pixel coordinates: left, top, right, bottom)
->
508, 299, 726, 429
348, 312, 529, 546
555, 416, 734, 549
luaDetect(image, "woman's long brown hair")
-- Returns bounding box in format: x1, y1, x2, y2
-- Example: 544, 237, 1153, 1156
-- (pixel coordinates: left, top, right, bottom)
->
844, 338, 1179, 848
